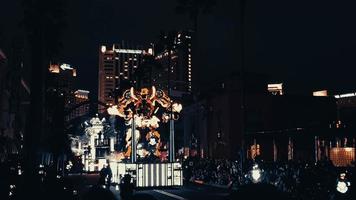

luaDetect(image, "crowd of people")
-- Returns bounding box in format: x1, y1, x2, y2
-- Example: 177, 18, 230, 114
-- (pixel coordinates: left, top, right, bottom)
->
184, 158, 240, 186
184, 157, 355, 199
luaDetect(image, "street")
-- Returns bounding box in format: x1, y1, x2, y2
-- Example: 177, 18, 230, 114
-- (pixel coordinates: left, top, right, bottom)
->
70, 174, 230, 200
110, 183, 230, 200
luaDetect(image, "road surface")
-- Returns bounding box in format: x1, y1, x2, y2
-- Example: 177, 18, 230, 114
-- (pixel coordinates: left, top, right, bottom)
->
110, 182, 230, 200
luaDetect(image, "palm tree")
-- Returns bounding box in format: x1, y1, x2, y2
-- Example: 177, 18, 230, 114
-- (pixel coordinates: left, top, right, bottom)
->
175, 0, 216, 32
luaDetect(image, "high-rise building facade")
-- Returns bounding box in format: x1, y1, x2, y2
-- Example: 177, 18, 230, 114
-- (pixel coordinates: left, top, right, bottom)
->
268, 83, 283, 95
154, 30, 193, 97
98, 43, 146, 109
48, 63, 77, 108
66, 89, 90, 121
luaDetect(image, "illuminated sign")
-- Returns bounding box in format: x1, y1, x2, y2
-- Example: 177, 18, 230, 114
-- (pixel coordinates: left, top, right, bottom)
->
313, 90, 328, 97
114, 49, 143, 54
334, 93, 356, 99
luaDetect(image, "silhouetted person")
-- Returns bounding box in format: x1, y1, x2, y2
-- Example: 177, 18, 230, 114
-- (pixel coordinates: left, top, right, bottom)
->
120, 174, 134, 200
99, 163, 112, 188
106, 163, 113, 188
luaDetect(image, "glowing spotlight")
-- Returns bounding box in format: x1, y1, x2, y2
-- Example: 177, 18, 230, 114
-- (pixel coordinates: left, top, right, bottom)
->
251, 169, 261, 183
250, 164, 262, 183
336, 181, 348, 194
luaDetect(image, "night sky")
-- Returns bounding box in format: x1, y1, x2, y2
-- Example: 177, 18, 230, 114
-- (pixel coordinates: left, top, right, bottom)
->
2, 0, 356, 96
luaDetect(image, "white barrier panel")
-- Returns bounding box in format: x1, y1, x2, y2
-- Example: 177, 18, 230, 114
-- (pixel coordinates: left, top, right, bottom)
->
112, 162, 183, 187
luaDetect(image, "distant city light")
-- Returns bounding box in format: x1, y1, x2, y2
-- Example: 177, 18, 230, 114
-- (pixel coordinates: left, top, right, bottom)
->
101, 45, 106, 53
148, 48, 153, 55
313, 90, 328, 97
334, 92, 356, 98
268, 83, 283, 95
60, 63, 73, 70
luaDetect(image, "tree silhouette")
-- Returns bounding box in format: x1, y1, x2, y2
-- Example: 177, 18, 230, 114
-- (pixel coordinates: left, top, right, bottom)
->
21, 0, 67, 197
175, 0, 216, 32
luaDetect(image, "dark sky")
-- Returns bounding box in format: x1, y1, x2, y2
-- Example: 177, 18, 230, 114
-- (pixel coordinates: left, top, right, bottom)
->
2, 0, 356, 96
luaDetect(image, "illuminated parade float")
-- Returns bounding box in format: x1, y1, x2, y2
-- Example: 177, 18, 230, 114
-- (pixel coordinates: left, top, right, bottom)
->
70, 86, 183, 187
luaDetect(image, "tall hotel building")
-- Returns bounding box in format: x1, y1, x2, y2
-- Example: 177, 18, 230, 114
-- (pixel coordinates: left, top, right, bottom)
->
98, 43, 144, 110
154, 30, 193, 97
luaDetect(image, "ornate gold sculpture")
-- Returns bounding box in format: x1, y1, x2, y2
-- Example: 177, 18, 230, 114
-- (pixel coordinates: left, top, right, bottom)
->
107, 86, 182, 159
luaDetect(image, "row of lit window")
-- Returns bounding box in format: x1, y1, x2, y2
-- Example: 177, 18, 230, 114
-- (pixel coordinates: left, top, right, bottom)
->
188, 53, 192, 83
75, 95, 88, 99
